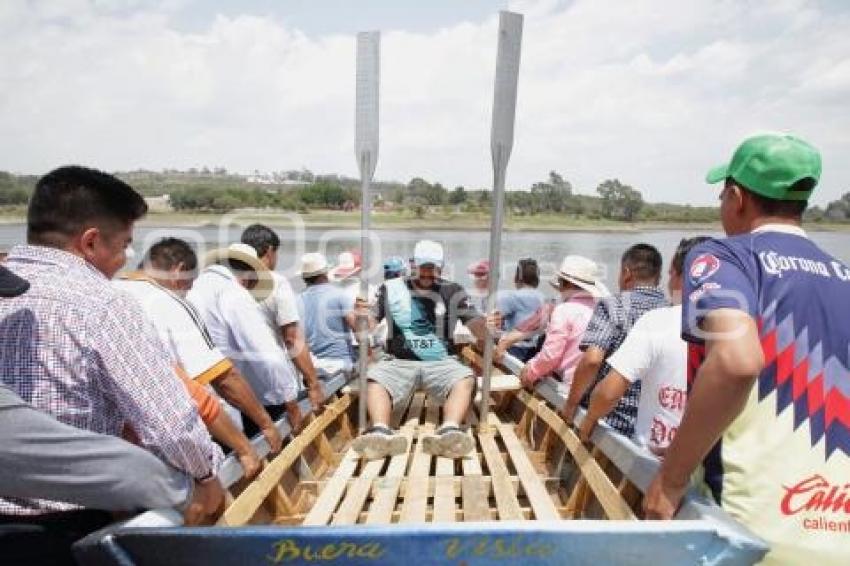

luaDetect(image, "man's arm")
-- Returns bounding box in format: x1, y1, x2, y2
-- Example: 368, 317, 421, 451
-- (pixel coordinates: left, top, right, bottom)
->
281, 323, 323, 410
579, 371, 630, 442
562, 346, 605, 423
212, 367, 283, 453
644, 309, 763, 519
0, 390, 191, 512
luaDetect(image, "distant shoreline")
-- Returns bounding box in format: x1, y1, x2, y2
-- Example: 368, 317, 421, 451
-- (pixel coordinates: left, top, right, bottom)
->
2, 211, 849, 233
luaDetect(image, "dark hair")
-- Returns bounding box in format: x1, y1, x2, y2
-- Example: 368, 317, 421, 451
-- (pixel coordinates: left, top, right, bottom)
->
141, 238, 197, 273
27, 165, 147, 246
303, 273, 327, 286
740, 180, 810, 218
226, 259, 254, 274
671, 236, 712, 275
241, 224, 280, 258
514, 258, 539, 288
621, 243, 662, 281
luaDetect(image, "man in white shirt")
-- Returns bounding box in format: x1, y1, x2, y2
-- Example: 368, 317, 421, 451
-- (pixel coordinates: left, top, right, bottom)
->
241, 224, 323, 411
188, 243, 304, 435
579, 236, 710, 453
114, 238, 283, 457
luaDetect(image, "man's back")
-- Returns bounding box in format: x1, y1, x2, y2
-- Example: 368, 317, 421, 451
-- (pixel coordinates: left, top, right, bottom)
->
579, 285, 668, 435
683, 228, 850, 564
0, 245, 221, 516
298, 283, 353, 361
606, 304, 686, 450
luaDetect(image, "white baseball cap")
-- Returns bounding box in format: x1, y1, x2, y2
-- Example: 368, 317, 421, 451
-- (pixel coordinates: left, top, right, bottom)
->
413, 240, 444, 267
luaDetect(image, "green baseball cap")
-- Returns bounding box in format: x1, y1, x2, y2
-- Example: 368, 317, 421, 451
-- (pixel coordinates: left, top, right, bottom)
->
706, 133, 821, 201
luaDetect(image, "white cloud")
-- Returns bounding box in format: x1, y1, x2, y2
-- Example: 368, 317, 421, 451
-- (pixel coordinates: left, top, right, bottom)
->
0, 0, 848, 206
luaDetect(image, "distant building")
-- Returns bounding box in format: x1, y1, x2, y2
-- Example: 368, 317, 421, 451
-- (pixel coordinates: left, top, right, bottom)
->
144, 194, 172, 212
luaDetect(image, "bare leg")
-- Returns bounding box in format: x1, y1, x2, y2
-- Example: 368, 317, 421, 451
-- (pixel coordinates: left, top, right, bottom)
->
352, 381, 406, 460
441, 376, 474, 426
366, 380, 393, 428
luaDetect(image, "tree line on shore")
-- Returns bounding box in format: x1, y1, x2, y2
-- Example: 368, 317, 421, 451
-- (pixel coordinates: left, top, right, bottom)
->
1, 168, 846, 224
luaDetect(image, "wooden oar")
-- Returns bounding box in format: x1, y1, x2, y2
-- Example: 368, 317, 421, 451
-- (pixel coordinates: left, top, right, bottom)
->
355, 31, 380, 434
477, 11, 523, 432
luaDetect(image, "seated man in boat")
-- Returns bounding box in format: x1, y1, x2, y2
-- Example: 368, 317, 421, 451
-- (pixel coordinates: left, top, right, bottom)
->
241, 224, 324, 411
116, 237, 289, 466
562, 243, 668, 437
496, 256, 607, 393
297, 252, 364, 379
0, 166, 224, 557
189, 243, 305, 435
352, 240, 487, 460
645, 134, 849, 564
579, 237, 709, 454
492, 258, 545, 362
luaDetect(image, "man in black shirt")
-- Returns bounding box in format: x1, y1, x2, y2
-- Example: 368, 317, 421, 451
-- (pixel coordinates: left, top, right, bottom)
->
352, 240, 487, 460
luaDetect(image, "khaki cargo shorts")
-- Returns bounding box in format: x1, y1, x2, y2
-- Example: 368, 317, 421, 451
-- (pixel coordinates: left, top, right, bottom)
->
367, 356, 473, 406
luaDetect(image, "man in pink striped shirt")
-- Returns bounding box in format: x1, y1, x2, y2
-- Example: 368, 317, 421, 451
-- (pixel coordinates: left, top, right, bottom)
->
497, 255, 608, 389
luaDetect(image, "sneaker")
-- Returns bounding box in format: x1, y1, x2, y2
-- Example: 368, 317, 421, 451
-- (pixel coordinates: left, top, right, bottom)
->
351, 425, 407, 460
422, 425, 474, 459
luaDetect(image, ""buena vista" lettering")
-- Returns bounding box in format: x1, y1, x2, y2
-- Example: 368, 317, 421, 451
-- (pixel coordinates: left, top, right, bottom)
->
267, 539, 385, 563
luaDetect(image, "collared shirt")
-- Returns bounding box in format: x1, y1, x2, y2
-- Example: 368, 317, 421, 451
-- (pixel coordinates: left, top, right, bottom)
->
525, 294, 596, 386
0, 245, 222, 516
579, 285, 668, 436
188, 265, 299, 405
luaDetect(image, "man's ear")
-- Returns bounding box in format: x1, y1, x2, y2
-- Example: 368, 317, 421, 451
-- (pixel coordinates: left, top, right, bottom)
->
78, 227, 101, 259
731, 184, 748, 214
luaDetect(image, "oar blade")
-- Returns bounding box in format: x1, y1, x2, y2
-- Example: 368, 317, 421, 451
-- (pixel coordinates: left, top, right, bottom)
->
356, 31, 380, 181
490, 11, 523, 168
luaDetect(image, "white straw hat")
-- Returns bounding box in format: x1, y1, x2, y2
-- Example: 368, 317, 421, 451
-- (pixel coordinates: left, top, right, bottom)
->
297, 252, 330, 278
203, 243, 274, 302
550, 255, 609, 298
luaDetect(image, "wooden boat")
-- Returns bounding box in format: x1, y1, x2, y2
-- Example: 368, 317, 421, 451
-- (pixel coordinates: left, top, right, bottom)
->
76, 13, 767, 565
75, 349, 768, 565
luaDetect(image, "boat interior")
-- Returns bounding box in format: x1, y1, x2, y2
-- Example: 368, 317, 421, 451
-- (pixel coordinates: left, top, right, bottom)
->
219, 350, 643, 528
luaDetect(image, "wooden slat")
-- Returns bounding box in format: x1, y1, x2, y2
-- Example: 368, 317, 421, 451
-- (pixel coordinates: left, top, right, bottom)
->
364, 477, 402, 525
492, 415, 560, 521
478, 432, 523, 520
302, 449, 360, 525
300, 475, 562, 499
461, 428, 483, 475
219, 394, 351, 526
399, 395, 435, 523
331, 458, 384, 525
516, 390, 636, 521
461, 476, 490, 521
364, 393, 425, 524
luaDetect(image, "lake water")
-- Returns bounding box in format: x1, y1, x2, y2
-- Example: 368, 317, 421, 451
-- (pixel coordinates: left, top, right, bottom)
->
2, 222, 849, 294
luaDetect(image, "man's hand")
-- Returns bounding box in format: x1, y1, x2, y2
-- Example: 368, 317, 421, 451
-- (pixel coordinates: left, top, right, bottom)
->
183, 477, 225, 526
285, 400, 304, 435
643, 471, 687, 520
485, 310, 503, 333
262, 424, 283, 454
353, 297, 370, 317
307, 382, 324, 413
238, 448, 261, 480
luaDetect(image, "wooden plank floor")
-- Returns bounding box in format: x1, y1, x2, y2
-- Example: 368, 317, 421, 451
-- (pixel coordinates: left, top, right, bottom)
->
299, 392, 563, 526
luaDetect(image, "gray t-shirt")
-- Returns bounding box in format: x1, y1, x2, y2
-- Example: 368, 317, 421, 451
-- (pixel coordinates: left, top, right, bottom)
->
297, 282, 355, 361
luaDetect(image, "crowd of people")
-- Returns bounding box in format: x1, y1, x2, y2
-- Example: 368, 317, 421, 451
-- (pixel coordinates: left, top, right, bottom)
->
0, 133, 847, 564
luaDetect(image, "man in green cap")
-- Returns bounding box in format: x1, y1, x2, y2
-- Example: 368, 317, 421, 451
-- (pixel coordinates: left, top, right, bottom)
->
644, 133, 850, 564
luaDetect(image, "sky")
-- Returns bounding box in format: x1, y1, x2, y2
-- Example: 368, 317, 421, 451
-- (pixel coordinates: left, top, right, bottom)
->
1, 0, 849, 206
